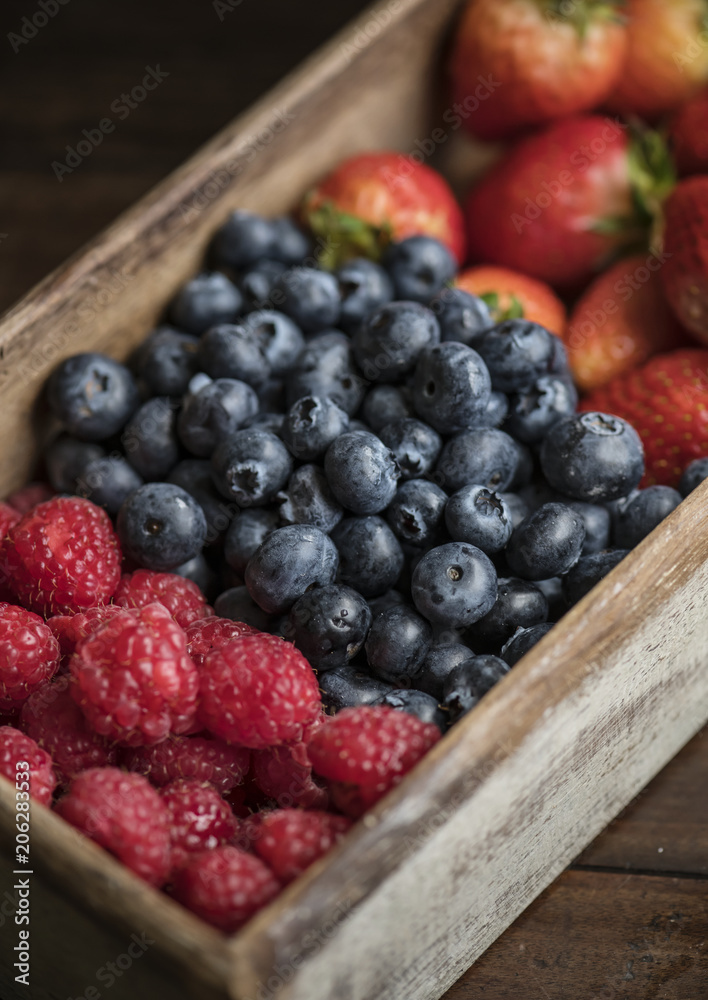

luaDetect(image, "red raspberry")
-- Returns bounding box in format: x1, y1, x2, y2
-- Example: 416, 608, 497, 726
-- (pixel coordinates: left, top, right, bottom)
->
0, 603, 60, 712
0, 497, 122, 615
48, 605, 124, 667
19, 676, 117, 786
122, 734, 250, 794
70, 603, 199, 746
185, 617, 260, 667
0, 502, 20, 538
252, 717, 329, 809
171, 845, 280, 932
161, 778, 238, 870
249, 809, 351, 883
114, 570, 214, 629
307, 706, 440, 818
0, 725, 56, 805
198, 634, 321, 749
56, 767, 171, 885
6, 482, 53, 514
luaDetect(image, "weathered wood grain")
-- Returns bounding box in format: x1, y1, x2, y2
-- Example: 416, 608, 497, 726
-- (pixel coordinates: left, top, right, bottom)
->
444, 870, 708, 1000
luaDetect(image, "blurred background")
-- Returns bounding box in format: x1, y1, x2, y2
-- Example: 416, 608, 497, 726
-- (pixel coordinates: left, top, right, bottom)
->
0, 0, 372, 313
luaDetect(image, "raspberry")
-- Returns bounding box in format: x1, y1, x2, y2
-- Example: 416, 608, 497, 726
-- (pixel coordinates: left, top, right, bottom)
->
48, 605, 124, 663
0, 502, 20, 538
0, 725, 56, 805
0, 497, 122, 615
185, 617, 260, 667
56, 767, 171, 886
0, 603, 60, 712
122, 734, 250, 794
171, 845, 280, 932
19, 676, 117, 786
307, 705, 440, 818
252, 716, 329, 810
114, 570, 214, 629
161, 778, 238, 870
249, 809, 351, 883
70, 603, 199, 746
198, 634, 322, 749
7, 482, 53, 514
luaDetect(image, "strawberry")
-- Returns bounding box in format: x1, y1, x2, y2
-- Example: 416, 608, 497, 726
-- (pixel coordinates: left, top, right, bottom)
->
605, 0, 708, 120
660, 177, 708, 344
301, 152, 466, 268
669, 90, 708, 177
455, 265, 567, 335
465, 116, 675, 289
449, 0, 627, 141
565, 252, 687, 392
581, 349, 708, 486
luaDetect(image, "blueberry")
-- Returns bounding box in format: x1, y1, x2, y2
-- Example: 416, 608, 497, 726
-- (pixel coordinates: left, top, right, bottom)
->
367, 589, 406, 618
47, 353, 140, 442
533, 576, 565, 620
78, 455, 144, 517
360, 385, 413, 432
287, 332, 365, 415
224, 507, 280, 576
336, 258, 394, 333
241, 310, 305, 378
245, 524, 339, 614
272, 267, 340, 333
562, 550, 629, 606
613, 486, 682, 549
170, 272, 243, 335
319, 664, 393, 713
171, 553, 217, 597
445, 485, 513, 554
466, 391, 510, 430
122, 398, 180, 481
564, 500, 611, 556
281, 395, 350, 461
471, 578, 548, 643
135, 327, 200, 397
117, 483, 207, 571
178, 378, 259, 458
211, 429, 293, 507
45, 435, 105, 494
412, 342, 492, 434
377, 689, 447, 730
386, 480, 447, 547
331, 516, 404, 597
365, 605, 432, 684
286, 584, 371, 670
679, 457, 708, 497
244, 412, 285, 435
500, 623, 555, 666
211, 210, 276, 270
198, 324, 271, 387
505, 375, 578, 445
277, 464, 343, 533
500, 492, 532, 529
167, 459, 237, 541
436, 428, 519, 494
382, 236, 456, 303
269, 217, 312, 265
506, 502, 585, 580
237, 258, 288, 310
324, 431, 400, 515
378, 418, 442, 481
354, 301, 440, 382
442, 654, 509, 723
410, 643, 476, 699
540, 412, 645, 503
256, 380, 286, 413
213, 585, 272, 632
475, 320, 555, 393
430, 286, 493, 346
412, 542, 497, 628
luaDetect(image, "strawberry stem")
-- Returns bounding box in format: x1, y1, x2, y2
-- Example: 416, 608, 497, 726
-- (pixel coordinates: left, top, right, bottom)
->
302, 200, 393, 270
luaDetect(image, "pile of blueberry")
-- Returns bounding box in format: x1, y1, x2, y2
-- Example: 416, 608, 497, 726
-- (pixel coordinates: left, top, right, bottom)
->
44, 210, 699, 733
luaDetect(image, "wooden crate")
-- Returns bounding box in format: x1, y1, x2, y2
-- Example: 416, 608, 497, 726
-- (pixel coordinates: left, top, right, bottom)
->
1, 1, 708, 998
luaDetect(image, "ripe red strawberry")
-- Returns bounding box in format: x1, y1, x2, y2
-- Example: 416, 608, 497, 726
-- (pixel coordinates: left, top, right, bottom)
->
465, 116, 675, 290
449, 0, 627, 141
581, 349, 708, 486
456, 265, 567, 335
660, 177, 708, 344
565, 252, 687, 391
606, 0, 708, 120
669, 90, 708, 177
301, 152, 466, 267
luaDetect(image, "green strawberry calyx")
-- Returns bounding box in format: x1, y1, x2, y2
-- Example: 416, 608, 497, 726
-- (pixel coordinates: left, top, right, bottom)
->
538, 0, 626, 38
302, 198, 393, 271
479, 292, 525, 323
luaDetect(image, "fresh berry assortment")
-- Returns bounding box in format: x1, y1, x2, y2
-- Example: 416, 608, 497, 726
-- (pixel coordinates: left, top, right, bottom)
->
3, 0, 708, 939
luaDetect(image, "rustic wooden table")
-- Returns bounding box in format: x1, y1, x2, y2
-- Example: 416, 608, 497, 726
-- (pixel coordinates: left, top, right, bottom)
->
1, 1, 707, 997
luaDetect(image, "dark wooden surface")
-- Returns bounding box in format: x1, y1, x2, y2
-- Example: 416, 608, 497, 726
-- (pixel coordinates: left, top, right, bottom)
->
1, 2, 707, 997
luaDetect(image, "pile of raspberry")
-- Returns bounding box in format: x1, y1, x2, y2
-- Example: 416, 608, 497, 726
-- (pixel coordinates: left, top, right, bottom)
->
0, 493, 439, 933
